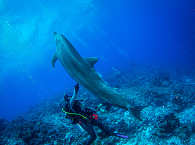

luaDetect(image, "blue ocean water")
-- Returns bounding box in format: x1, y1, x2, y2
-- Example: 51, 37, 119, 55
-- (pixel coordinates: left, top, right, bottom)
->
0, 0, 194, 124
0, 1, 195, 144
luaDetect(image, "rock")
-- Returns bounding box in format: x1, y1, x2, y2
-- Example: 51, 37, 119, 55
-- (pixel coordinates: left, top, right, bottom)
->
0, 118, 9, 134
166, 136, 184, 145
178, 106, 195, 126
156, 113, 180, 137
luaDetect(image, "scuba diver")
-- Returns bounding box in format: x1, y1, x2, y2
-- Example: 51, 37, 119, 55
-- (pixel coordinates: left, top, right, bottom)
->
62, 84, 128, 145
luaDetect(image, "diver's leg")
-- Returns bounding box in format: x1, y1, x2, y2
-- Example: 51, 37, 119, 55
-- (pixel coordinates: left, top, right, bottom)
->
92, 119, 114, 136
79, 121, 97, 145
92, 120, 129, 139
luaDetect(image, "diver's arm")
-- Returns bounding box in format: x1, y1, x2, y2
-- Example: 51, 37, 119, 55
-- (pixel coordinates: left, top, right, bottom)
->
70, 83, 79, 109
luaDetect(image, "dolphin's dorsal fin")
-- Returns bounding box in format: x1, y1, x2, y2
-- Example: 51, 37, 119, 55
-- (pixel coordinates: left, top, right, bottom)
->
86, 57, 98, 67
52, 53, 58, 67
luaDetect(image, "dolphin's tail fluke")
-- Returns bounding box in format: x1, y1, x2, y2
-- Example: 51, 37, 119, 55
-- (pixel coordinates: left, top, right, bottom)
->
129, 106, 147, 121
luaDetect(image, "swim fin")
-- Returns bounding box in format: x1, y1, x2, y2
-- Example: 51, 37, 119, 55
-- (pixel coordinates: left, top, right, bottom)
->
115, 133, 128, 139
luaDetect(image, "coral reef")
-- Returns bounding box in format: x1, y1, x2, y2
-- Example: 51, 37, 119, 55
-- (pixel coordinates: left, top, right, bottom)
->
0, 66, 194, 145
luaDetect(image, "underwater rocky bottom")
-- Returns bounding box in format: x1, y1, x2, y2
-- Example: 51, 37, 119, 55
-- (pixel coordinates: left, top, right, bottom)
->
0, 66, 195, 145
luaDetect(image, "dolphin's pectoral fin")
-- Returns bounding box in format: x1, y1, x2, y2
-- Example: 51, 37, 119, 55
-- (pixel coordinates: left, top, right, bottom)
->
52, 53, 58, 68
85, 57, 98, 67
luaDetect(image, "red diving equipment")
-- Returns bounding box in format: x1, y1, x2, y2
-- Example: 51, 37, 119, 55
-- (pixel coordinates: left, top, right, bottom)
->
92, 114, 98, 120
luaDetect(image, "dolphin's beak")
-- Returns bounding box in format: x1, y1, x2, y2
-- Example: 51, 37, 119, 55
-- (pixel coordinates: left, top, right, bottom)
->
53, 32, 59, 42
53, 32, 57, 36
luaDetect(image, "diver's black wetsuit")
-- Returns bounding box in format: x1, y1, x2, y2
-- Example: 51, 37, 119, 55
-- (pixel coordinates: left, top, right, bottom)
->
63, 84, 114, 145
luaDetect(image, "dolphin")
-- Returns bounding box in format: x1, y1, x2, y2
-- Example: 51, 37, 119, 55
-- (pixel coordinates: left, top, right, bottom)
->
51, 32, 132, 111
